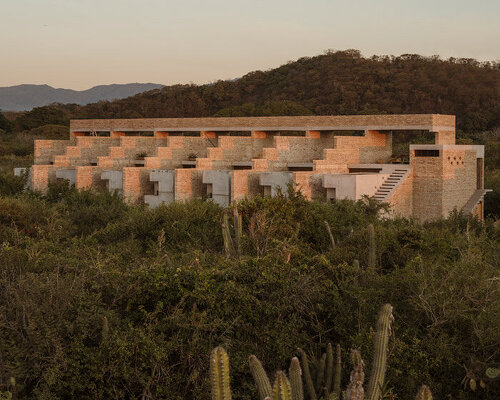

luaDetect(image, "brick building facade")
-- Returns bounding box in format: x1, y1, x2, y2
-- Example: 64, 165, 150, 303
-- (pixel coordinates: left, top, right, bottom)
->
23, 114, 488, 221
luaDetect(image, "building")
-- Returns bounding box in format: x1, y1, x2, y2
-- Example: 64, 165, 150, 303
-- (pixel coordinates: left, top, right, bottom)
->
25, 114, 488, 221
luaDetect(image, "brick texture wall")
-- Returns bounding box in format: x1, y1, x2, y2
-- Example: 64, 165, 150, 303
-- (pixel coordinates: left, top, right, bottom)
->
70, 114, 454, 136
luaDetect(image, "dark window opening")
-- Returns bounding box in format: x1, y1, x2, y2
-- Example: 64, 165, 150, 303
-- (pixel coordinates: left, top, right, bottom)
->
414, 149, 439, 157
349, 168, 383, 173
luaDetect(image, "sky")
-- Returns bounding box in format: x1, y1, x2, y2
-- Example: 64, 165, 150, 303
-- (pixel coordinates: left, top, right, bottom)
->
1, 0, 499, 90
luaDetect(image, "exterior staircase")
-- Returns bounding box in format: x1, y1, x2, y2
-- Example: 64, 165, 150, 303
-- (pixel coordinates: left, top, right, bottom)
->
461, 189, 491, 214
373, 166, 411, 201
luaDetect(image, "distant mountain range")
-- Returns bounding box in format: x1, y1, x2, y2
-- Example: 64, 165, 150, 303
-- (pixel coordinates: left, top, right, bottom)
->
0, 83, 164, 111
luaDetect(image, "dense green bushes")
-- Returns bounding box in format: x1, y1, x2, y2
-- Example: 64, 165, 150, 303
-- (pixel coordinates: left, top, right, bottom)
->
0, 188, 498, 399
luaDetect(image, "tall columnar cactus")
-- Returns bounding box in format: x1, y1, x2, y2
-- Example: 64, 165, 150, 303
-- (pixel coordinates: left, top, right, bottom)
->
366, 304, 394, 400
333, 344, 341, 400
101, 315, 109, 342
233, 206, 243, 255
324, 343, 334, 395
415, 385, 433, 400
222, 213, 234, 257
345, 349, 365, 400
368, 223, 376, 269
222, 207, 243, 257
289, 357, 304, 400
271, 371, 293, 400
206, 305, 411, 400
249, 355, 273, 400
210, 346, 232, 400
324, 220, 336, 249
315, 353, 326, 394
297, 348, 317, 400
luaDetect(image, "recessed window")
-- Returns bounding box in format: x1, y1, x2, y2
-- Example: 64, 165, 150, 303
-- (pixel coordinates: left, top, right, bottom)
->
415, 150, 440, 157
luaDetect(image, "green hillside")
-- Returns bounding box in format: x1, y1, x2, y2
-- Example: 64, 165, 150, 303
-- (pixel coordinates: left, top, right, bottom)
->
9, 50, 500, 133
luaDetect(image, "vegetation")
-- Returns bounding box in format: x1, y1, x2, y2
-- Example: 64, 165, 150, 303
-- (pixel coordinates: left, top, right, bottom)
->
208, 304, 427, 400
0, 182, 498, 399
8, 51, 500, 133
0, 50, 498, 398
0, 112, 12, 134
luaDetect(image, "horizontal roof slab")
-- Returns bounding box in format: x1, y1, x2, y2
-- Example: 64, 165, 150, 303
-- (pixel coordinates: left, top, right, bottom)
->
70, 114, 455, 133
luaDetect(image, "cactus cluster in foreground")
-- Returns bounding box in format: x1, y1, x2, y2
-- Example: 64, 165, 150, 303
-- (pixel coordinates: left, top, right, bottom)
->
209, 304, 433, 400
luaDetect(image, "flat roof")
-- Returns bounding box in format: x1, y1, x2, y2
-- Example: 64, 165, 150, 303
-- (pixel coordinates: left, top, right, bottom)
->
70, 114, 455, 133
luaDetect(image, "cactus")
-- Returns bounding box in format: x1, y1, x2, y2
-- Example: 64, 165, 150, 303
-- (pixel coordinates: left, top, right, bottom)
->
333, 344, 341, 400
367, 224, 376, 269
222, 213, 234, 257
233, 206, 243, 255
206, 304, 401, 400
272, 371, 293, 400
345, 349, 365, 400
415, 385, 433, 400
101, 315, 109, 342
249, 355, 273, 400
298, 348, 317, 400
222, 207, 243, 257
366, 304, 394, 400
315, 353, 326, 394
289, 357, 304, 400
324, 343, 334, 395
324, 220, 336, 249
210, 346, 232, 400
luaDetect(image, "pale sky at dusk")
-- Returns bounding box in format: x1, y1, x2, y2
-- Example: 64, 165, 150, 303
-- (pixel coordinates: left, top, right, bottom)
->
1, 0, 499, 90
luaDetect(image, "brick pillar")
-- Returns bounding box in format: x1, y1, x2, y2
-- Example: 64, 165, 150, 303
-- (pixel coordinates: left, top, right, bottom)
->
306, 130, 321, 138
111, 131, 126, 138
434, 131, 455, 145
175, 169, 193, 200
155, 131, 169, 138
201, 131, 216, 138
252, 131, 266, 138
232, 170, 249, 201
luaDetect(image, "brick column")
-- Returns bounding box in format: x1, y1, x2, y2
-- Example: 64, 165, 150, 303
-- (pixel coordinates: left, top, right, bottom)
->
252, 131, 266, 138
306, 130, 321, 138
434, 131, 455, 145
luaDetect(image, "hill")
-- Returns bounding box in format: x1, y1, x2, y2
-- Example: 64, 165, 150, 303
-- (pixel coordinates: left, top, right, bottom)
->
11, 50, 499, 133
0, 83, 164, 111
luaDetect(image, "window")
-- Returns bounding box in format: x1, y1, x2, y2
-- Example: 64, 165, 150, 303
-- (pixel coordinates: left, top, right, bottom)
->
414, 149, 439, 157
